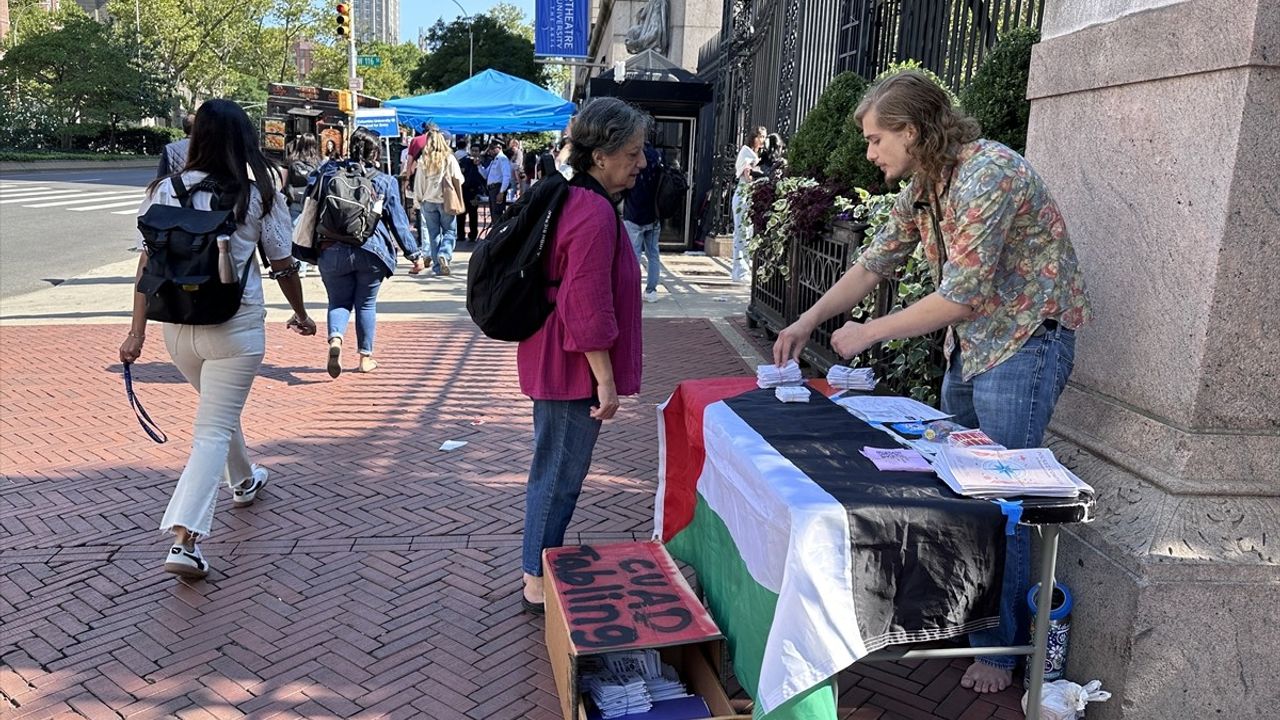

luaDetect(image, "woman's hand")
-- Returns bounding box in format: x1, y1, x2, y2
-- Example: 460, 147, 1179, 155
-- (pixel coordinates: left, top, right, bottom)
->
591, 381, 620, 421
409, 257, 426, 275
287, 314, 317, 336
119, 332, 144, 364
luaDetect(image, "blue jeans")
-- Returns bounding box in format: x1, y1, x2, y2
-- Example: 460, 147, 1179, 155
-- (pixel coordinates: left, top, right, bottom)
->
522, 398, 603, 576
318, 244, 384, 356
942, 323, 1076, 670
624, 220, 661, 294
419, 201, 456, 272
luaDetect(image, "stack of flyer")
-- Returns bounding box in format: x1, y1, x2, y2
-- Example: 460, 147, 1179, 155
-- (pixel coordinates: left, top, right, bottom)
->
827, 365, 877, 391
580, 649, 706, 720
932, 447, 1094, 499
757, 360, 803, 388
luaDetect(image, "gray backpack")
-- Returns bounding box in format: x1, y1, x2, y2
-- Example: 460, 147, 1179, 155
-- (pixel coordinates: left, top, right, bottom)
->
316, 164, 382, 244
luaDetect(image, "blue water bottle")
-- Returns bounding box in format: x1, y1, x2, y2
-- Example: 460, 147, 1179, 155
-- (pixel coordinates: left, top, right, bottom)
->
1025, 581, 1073, 683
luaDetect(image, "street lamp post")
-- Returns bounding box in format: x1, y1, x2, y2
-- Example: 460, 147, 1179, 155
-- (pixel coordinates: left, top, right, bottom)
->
450, 0, 474, 77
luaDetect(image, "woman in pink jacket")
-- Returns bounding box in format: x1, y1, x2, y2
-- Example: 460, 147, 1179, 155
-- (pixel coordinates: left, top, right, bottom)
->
517, 98, 649, 613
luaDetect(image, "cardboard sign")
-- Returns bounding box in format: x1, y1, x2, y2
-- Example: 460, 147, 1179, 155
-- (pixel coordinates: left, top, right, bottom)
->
545, 542, 722, 654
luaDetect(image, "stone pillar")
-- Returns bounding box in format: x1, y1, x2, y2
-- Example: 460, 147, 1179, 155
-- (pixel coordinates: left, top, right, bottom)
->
1025, 0, 1279, 716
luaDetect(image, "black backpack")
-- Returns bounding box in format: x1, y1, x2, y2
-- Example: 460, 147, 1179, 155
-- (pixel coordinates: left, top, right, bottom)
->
316, 163, 382, 244
285, 159, 315, 207
653, 164, 689, 220
466, 173, 571, 341
136, 176, 250, 326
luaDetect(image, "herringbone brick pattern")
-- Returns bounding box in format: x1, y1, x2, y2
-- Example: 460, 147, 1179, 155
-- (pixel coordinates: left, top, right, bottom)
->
0, 319, 1020, 719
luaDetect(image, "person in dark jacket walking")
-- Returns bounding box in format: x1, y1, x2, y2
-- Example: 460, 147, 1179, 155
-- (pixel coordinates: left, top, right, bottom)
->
155, 113, 195, 177
622, 142, 664, 302
456, 144, 486, 241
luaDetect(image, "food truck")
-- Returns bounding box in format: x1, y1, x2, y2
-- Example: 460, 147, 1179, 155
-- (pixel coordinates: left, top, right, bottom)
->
260, 82, 381, 160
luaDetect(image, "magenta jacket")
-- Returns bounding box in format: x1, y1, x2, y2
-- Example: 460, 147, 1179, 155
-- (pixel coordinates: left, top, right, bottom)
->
517, 184, 643, 400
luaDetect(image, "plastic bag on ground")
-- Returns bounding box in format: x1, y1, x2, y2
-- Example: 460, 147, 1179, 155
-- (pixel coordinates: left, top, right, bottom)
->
1022, 679, 1111, 720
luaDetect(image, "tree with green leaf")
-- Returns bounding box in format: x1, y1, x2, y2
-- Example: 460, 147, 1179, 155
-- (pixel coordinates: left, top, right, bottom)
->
0, 11, 171, 148
959, 26, 1039, 154
410, 13, 546, 93
306, 40, 423, 100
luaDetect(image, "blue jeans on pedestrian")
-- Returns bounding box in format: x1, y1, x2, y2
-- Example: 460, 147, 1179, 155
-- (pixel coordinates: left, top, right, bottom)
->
942, 322, 1076, 670
624, 219, 661, 294
522, 398, 604, 576
419, 200, 456, 272
318, 244, 384, 356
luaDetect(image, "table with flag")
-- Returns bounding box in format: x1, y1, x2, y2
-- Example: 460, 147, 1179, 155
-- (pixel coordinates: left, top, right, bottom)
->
655, 378, 1087, 719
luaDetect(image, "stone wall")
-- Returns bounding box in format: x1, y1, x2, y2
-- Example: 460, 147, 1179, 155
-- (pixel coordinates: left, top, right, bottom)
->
1027, 1, 1280, 717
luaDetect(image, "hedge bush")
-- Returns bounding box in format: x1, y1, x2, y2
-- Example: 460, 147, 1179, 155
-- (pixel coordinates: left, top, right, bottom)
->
959, 26, 1040, 154
822, 60, 957, 195
786, 72, 867, 181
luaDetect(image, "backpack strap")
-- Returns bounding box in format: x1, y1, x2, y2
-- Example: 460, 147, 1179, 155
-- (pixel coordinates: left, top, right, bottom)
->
171, 175, 192, 207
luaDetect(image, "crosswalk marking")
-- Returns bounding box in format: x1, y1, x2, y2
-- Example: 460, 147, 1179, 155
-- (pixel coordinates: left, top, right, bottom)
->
0, 190, 86, 204
0, 187, 58, 197
112, 209, 140, 215
25, 192, 144, 208
69, 199, 149, 211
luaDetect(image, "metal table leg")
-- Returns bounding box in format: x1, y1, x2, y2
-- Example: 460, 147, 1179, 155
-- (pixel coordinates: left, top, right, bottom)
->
1024, 525, 1060, 720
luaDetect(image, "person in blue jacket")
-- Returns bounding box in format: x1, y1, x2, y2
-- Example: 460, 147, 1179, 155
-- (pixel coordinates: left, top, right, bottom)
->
309, 127, 425, 377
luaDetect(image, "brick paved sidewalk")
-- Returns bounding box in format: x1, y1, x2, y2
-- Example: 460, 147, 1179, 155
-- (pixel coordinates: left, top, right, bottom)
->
0, 319, 1024, 719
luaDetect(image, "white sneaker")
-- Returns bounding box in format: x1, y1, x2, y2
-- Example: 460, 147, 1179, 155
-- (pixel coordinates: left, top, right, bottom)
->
232, 465, 269, 507
644, 291, 659, 303
164, 544, 210, 579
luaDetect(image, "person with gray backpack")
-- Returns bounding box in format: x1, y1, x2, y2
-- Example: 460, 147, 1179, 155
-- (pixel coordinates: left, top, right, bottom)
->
308, 127, 426, 377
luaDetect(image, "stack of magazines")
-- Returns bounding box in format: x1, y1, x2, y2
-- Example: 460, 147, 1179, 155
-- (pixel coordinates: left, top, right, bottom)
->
932, 447, 1094, 499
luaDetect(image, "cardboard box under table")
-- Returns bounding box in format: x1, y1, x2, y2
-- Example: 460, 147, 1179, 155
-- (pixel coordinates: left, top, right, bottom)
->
543, 541, 744, 720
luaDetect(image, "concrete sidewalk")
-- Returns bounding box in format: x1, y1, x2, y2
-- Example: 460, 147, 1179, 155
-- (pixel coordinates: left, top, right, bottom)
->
0, 249, 1023, 719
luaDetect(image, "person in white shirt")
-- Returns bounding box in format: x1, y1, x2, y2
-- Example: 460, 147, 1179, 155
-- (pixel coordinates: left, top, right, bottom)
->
484, 139, 514, 220
413, 130, 466, 275
120, 99, 316, 580
731, 126, 767, 283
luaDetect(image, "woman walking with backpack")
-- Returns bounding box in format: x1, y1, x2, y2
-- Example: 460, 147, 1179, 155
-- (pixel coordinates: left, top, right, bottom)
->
413, 129, 464, 276
313, 127, 426, 377
119, 99, 317, 580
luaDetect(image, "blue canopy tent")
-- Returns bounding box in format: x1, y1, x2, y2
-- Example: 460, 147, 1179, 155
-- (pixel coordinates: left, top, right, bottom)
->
386, 69, 575, 134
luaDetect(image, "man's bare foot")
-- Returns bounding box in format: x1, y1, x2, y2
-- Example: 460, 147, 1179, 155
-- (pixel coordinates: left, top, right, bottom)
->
960, 661, 1012, 694
522, 572, 544, 604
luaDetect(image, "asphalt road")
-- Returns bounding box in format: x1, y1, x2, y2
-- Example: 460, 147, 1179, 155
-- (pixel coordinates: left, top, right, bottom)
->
0, 166, 157, 300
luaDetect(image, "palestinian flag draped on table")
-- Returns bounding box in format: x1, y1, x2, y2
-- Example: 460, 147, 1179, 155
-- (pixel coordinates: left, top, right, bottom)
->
656, 379, 1007, 719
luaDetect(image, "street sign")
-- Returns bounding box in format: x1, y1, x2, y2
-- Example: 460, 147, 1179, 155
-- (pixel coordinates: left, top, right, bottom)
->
348, 76, 364, 92
355, 108, 399, 137
357, 55, 382, 67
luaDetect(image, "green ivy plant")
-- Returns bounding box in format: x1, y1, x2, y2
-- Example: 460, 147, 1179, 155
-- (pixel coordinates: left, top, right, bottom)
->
744, 176, 814, 283
842, 185, 946, 406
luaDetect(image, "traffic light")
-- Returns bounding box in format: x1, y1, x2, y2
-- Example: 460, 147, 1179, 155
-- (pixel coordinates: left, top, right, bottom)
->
335, 3, 352, 39
337, 90, 353, 113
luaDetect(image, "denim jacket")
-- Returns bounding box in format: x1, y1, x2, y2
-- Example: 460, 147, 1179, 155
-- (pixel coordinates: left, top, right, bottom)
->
309, 159, 423, 277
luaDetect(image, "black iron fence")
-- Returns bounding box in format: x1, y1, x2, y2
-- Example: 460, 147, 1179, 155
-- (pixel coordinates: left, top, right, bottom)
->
693, 0, 1044, 239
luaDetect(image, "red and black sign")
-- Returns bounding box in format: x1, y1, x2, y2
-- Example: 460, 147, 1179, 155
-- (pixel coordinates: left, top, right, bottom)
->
546, 541, 722, 652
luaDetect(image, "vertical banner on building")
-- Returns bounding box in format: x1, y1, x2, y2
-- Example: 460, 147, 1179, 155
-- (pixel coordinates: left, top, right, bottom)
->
534, 0, 589, 58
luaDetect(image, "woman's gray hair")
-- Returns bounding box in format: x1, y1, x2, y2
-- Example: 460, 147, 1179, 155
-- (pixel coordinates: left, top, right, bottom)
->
566, 98, 652, 175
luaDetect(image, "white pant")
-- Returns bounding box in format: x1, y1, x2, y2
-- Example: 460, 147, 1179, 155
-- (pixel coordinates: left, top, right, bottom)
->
158, 306, 266, 538
731, 185, 752, 282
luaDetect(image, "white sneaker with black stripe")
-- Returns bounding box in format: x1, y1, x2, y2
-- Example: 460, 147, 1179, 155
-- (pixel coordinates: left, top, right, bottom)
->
164, 544, 209, 579
232, 465, 269, 507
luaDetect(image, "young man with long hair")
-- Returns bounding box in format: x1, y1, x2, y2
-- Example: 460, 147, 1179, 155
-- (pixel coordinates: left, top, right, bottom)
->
774, 70, 1091, 694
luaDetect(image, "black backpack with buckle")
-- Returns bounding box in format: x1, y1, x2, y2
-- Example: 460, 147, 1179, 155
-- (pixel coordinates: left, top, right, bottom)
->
136, 176, 251, 325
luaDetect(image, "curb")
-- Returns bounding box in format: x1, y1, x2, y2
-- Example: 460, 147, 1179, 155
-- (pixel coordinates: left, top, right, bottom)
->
0, 158, 159, 174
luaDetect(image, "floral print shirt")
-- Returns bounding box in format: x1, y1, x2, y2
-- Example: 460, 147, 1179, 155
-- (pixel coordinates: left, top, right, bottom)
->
857, 140, 1092, 380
